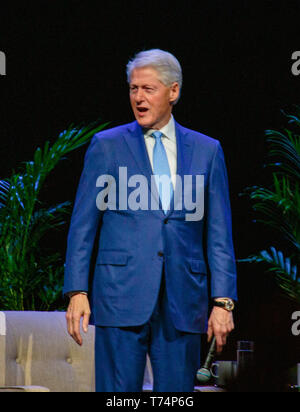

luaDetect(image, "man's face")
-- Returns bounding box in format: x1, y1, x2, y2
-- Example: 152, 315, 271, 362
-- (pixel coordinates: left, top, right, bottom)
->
129, 66, 179, 130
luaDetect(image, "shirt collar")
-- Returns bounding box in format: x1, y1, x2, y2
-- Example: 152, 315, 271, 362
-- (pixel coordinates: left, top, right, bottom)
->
143, 115, 176, 141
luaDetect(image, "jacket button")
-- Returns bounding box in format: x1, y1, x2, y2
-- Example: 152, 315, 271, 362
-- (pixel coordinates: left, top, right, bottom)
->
164, 219, 168, 224
158, 251, 164, 257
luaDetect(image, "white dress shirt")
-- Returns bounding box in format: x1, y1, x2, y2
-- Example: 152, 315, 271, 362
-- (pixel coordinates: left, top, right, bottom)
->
143, 115, 177, 189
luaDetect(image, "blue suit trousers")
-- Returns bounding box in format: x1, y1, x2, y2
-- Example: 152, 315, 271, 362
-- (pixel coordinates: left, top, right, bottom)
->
95, 269, 201, 392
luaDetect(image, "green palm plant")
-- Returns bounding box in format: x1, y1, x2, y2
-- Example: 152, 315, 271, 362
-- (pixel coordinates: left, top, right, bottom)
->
0, 120, 108, 310
241, 108, 300, 304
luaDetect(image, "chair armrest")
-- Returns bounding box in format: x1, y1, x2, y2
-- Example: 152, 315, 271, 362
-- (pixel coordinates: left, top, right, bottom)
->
0, 386, 50, 392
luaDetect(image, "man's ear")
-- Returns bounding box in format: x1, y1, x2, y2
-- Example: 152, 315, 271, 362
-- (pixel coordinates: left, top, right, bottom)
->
169, 82, 180, 104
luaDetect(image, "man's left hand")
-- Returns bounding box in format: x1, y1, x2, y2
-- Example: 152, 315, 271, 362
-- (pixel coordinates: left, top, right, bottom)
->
207, 307, 234, 354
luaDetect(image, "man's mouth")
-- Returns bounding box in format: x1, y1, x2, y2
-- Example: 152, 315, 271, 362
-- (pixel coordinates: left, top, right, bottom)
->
137, 107, 149, 113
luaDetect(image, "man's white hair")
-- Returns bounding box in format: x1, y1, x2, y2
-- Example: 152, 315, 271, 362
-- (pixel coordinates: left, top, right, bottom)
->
126, 49, 183, 104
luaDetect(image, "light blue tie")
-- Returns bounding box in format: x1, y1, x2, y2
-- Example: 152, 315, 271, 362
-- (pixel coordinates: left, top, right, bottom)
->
152, 131, 174, 214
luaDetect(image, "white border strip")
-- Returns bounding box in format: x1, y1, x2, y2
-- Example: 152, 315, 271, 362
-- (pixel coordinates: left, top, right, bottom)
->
0, 312, 6, 336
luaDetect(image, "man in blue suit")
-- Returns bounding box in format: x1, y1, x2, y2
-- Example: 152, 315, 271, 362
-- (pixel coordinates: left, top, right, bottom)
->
64, 49, 237, 392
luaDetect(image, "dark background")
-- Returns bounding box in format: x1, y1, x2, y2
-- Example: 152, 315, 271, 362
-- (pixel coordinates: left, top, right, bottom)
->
0, 0, 299, 388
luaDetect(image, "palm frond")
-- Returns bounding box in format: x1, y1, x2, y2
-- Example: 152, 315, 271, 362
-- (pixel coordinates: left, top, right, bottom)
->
0, 180, 10, 207
240, 108, 300, 302
240, 247, 300, 303
243, 174, 300, 251
266, 129, 300, 180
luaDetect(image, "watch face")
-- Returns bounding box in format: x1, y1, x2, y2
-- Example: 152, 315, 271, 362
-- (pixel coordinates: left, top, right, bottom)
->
225, 300, 234, 311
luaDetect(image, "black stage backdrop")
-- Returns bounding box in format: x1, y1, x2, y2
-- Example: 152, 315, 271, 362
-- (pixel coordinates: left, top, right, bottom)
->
0, 0, 299, 386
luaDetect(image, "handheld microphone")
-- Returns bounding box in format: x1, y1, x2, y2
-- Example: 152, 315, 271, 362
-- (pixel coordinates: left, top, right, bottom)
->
196, 337, 216, 384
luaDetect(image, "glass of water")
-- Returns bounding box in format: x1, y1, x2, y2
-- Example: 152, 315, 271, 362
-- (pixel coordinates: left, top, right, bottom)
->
237, 341, 254, 374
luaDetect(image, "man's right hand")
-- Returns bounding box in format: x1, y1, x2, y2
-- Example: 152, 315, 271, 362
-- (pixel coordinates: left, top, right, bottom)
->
66, 294, 91, 346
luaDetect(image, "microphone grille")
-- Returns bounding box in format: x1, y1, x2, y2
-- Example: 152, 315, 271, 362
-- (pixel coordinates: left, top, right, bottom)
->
196, 367, 211, 384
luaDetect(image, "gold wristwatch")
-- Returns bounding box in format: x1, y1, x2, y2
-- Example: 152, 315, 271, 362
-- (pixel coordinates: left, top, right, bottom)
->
213, 298, 235, 312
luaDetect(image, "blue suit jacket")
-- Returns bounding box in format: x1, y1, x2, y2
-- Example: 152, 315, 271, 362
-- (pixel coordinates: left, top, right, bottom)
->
63, 120, 237, 333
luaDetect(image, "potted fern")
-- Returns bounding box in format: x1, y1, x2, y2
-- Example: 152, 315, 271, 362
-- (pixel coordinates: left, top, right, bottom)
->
0, 120, 108, 311
241, 108, 300, 304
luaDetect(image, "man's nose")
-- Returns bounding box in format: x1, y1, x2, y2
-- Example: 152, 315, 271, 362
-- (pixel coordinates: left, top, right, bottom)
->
134, 88, 145, 102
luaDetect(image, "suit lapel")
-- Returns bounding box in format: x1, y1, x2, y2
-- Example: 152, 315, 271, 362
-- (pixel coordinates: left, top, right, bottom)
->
123, 121, 153, 178
166, 121, 195, 216
123, 122, 161, 213
175, 121, 194, 180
